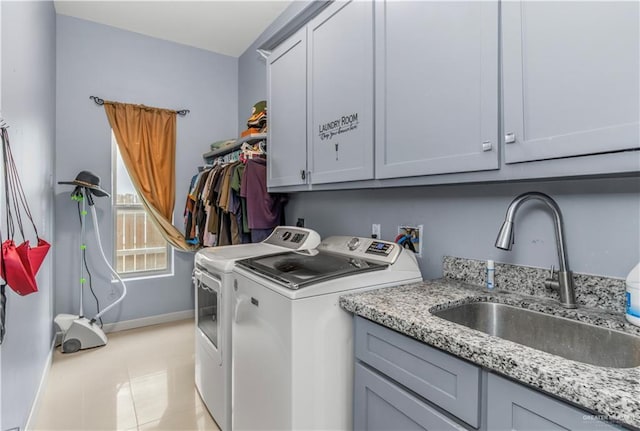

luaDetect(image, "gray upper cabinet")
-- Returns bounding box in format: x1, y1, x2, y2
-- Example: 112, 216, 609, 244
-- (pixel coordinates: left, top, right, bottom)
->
265, 0, 639, 191
267, 27, 308, 187
307, 0, 374, 184
375, 1, 499, 179
502, 1, 640, 164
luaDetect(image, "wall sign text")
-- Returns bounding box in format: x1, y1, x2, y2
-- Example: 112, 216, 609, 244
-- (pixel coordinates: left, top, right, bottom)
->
318, 113, 359, 141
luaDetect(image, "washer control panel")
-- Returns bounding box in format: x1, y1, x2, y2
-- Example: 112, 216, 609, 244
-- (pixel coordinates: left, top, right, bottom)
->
318, 236, 402, 264
366, 241, 394, 256
263, 226, 321, 250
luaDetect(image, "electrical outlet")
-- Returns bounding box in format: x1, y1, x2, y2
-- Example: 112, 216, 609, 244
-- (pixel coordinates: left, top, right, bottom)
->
371, 224, 381, 239
396, 225, 423, 257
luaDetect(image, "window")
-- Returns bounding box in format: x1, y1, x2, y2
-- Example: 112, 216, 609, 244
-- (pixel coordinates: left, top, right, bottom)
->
113, 134, 172, 277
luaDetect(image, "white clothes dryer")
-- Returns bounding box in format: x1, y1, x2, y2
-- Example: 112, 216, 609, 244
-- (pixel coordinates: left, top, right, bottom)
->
192, 226, 320, 431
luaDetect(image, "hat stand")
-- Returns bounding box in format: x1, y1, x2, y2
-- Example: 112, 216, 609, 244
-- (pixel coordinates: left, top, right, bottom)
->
54, 186, 107, 353
77, 187, 86, 318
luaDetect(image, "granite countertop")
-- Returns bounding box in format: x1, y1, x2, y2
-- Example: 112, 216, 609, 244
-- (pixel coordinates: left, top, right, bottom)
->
340, 279, 640, 429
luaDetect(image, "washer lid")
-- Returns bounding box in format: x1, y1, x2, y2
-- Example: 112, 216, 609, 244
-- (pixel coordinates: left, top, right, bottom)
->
195, 243, 284, 273
236, 251, 388, 290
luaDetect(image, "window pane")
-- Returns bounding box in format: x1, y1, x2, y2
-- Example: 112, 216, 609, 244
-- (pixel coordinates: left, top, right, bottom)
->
114, 140, 169, 275
116, 147, 139, 205
115, 208, 168, 274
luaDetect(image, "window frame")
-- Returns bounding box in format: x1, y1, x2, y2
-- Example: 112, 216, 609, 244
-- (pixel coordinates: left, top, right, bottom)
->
111, 133, 173, 279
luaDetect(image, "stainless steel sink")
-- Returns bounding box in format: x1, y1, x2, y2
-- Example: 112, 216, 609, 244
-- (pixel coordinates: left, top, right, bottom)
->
432, 302, 640, 368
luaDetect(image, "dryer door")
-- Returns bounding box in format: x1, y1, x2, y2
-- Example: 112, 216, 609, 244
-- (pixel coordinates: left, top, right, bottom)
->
196, 270, 223, 364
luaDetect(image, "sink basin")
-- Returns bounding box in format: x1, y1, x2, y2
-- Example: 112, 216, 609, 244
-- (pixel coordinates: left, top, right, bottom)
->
432, 302, 640, 368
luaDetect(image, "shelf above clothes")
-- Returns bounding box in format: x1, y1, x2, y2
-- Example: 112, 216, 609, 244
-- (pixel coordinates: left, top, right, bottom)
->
202, 133, 267, 161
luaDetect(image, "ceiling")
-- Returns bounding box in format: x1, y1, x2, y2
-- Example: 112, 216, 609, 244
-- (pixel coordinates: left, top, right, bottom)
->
53, 1, 293, 57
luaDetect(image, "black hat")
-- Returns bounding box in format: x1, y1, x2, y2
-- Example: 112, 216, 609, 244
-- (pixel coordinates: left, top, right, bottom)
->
59, 170, 110, 197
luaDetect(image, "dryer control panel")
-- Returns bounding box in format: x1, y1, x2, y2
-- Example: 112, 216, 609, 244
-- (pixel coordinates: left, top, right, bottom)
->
318, 236, 402, 264
263, 227, 321, 251
366, 241, 395, 256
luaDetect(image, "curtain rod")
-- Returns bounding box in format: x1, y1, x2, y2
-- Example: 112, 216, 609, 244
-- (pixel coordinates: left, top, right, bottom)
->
89, 96, 190, 116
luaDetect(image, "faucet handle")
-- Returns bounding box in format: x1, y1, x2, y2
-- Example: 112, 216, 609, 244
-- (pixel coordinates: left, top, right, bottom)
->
544, 265, 559, 290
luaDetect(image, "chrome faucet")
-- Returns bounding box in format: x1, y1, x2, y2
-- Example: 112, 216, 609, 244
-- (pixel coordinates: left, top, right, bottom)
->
495, 192, 577, 309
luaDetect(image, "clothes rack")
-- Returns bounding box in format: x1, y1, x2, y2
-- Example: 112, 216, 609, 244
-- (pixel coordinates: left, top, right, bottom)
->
185, 133, 284, 248
202, 133, 266, 163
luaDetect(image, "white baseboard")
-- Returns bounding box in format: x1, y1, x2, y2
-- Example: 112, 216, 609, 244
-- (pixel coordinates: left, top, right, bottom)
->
102, 309, 194, 333
24, 338, 55, 431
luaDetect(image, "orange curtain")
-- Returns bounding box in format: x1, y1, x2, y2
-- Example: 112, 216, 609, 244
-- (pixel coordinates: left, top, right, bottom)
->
104, 101, 195, 251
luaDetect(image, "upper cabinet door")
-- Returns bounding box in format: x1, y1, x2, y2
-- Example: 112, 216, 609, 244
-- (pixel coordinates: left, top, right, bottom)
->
503, 1, 640, 164
375, 1, 499, 180
307, 1, 374, 184
267, 27, 308, 188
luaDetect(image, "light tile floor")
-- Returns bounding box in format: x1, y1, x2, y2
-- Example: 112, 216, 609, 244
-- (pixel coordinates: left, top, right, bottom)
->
33, 319, 220, 431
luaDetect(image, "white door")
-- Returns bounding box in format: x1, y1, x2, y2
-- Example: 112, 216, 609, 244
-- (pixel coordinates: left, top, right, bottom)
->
196, 271, 222, 363
194, 270, 227, 428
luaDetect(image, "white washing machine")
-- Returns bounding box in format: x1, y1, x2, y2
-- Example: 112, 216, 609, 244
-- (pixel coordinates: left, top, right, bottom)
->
192, 226, 321, 431
231, 236, 423, 430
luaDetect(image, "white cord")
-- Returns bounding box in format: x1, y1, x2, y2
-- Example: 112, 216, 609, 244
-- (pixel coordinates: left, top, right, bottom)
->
90, 204, 127, 321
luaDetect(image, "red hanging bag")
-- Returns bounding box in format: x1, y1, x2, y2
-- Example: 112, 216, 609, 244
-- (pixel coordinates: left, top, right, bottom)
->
1, 127, 50, 296
17, 238, 50, 275
0, 231, 6, 344
2, 240, 38, 295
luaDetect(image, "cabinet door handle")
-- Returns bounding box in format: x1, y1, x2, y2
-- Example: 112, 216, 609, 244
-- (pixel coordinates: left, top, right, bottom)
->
505, 132, 516, 144
301, 170, 306, 180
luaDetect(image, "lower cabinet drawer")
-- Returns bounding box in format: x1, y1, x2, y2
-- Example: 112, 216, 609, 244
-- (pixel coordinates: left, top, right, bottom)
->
355, 316, 481, 427
354, 362, 470, 431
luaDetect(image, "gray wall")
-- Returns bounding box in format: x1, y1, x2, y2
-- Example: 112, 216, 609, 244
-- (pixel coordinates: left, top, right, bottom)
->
1, 1, 57, 429
285, 177, 640, 279
238, 6, 640, 281
55, 15, 238, 323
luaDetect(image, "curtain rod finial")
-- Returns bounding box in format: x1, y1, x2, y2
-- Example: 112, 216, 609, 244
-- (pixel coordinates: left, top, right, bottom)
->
90, 96, 105, 106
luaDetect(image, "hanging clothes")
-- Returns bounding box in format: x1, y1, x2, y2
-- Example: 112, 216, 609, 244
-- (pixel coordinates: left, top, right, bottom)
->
183, 170, 209, 245
194, 169, 211, 245
230, 163, 251, 244
185, 138, 286, 248
240, 158, 287, 231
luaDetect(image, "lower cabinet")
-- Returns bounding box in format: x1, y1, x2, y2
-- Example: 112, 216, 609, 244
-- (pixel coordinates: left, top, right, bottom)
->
354, 316, 625, 431
354, 362, 469, 431
354, 316, 481, 428
487, 373, 621, 431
